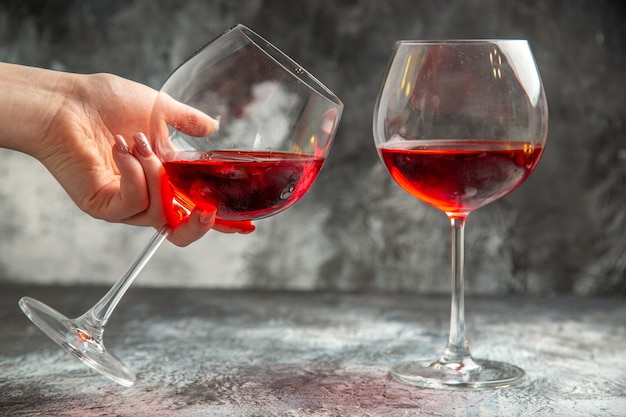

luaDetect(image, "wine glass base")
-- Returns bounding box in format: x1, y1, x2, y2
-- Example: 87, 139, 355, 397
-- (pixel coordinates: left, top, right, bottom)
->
18, 297, 136, 387
390, 358, 525, 389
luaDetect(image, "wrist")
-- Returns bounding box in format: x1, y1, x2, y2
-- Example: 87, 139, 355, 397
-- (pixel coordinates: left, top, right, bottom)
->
0, 62, 77, 159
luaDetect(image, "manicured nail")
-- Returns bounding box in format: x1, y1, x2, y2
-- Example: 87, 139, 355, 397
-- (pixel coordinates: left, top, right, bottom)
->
238, 223, 256, 234
114, 135, 129, 154
133, 132, 152, 157
199, 209, 216, 225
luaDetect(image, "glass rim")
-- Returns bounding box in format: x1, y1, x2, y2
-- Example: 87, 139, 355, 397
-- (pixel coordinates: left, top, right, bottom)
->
229, 24, 344, 109
395, 39, 530, 45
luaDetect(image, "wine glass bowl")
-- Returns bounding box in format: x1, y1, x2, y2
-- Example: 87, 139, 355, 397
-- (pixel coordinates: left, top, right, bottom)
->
18, 24, 343, 386
152, 25, 341, 224
373, 40, 547, 388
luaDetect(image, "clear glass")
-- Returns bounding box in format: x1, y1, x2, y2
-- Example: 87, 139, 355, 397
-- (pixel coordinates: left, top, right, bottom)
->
373, 40, 548, 389
19, 24, 343, 387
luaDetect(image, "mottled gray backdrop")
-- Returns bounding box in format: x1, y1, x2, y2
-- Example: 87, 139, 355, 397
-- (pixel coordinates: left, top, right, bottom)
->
0, 0, 624, 296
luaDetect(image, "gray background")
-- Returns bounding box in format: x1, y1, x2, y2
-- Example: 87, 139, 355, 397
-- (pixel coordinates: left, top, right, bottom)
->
0, 0, 624, 296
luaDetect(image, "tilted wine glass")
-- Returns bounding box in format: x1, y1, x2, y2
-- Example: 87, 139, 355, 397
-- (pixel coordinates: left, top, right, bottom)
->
18, 24, 343, 387
373, 40, 548, 388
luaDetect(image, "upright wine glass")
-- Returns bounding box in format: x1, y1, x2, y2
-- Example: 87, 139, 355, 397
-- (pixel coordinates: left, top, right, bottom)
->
373, 40, 548, 388
19, 24, 343, 387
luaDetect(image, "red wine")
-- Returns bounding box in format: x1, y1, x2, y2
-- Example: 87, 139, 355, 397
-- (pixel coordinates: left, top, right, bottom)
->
379, 140, 544, 214
162, 150, 325, 222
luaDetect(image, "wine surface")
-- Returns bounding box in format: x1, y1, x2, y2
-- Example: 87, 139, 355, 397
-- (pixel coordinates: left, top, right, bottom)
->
379, 140, 543, 214
163, 150, 324, 222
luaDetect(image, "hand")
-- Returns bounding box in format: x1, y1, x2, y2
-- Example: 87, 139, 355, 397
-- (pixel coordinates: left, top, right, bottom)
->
0, 63, 255, 246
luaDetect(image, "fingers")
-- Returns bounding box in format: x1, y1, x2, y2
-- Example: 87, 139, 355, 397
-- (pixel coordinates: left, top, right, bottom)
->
118, 130, 255, 246
128, 132, 244, 246
213, 219, 256, 234
158, 92, 219, 137
164, 207, 255, 247
106, 134, 150, 222
124, 132, 168, 227
166, 205, 217, 247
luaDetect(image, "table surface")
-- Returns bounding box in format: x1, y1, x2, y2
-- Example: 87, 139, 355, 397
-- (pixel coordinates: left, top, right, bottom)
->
1, 284, 624, 417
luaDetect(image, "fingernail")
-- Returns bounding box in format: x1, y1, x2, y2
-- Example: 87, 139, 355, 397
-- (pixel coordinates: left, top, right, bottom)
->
133, 132, 152, 157
114, 135, 129, 154
239, 224, 256, 234
199, 210, 216, 225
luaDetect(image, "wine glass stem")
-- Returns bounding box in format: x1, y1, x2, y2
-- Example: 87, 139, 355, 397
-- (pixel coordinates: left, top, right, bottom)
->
81, 226, 171, 333
442, 215, 471, 364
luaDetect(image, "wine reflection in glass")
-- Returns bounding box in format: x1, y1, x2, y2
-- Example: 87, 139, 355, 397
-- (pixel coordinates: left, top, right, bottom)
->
373, 40, 548, 388
18, 24, 343, 387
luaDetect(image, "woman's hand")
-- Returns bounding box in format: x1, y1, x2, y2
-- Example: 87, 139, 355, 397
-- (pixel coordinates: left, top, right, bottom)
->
0, 63, 254, 246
